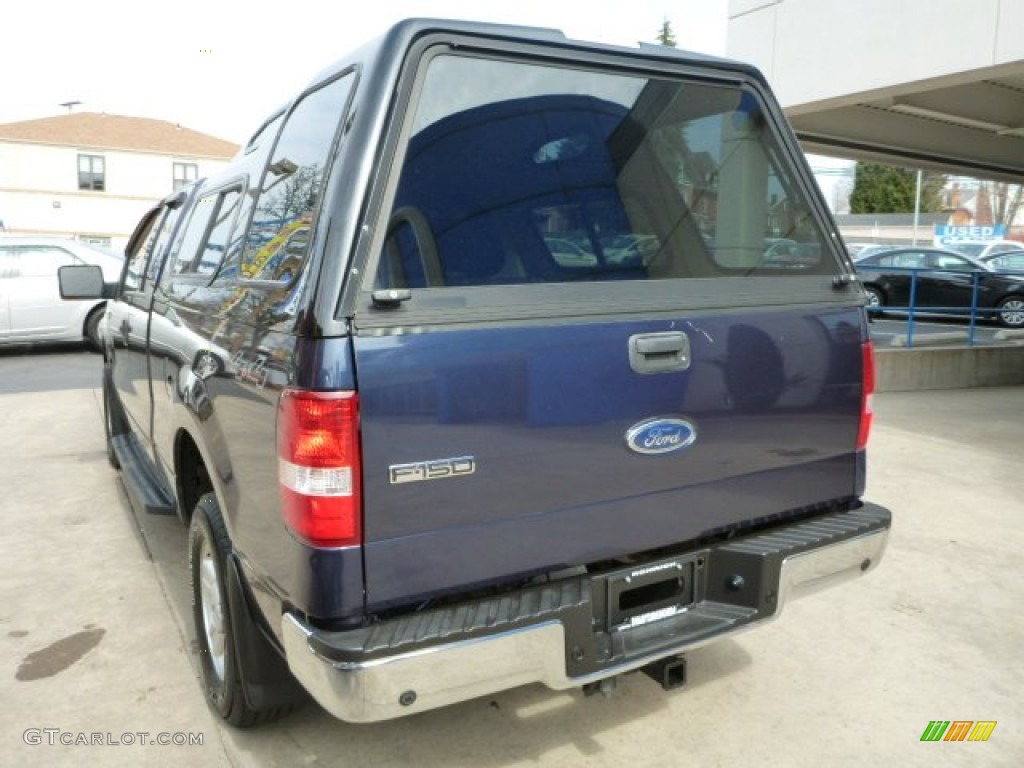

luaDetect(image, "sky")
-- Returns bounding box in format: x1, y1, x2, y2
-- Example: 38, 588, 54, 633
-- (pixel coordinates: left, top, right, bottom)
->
3, 0, 857, 208
2, 0, 728, 145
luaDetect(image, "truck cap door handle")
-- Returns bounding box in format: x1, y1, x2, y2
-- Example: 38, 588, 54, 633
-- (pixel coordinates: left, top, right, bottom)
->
628, 331, 691, 374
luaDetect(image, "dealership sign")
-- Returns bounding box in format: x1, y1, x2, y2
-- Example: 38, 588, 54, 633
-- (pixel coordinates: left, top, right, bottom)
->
934, 224, 1006, 246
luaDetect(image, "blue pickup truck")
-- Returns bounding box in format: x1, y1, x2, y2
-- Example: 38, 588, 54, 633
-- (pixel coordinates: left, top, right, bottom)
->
60, 19, 891, 726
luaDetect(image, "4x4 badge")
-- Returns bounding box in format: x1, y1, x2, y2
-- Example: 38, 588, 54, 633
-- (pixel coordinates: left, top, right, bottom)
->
625, 418, 697, 456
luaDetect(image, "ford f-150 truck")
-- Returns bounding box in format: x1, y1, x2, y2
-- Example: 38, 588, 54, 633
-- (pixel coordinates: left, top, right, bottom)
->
59, 18, 891, 726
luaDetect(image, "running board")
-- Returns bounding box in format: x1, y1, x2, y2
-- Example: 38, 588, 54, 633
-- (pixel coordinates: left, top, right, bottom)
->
110, 434, 176, 516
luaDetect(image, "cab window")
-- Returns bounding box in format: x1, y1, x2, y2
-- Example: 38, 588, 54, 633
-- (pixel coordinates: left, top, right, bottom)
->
240, 73, 354, 286
164, 188, 242, 279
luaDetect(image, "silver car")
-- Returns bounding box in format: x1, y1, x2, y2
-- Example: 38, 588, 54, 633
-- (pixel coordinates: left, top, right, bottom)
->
979, 249, 1024, 273
0, 236, 124, 350
945, 239, 1023, 261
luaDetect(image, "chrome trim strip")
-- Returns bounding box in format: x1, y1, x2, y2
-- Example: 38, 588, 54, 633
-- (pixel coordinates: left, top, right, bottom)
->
282, 617, 568, 723
282, 527, 889, 723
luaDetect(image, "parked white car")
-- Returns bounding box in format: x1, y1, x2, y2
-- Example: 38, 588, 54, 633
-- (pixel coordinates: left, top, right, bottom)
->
0, 236, 124, 350
979, 249, 1024, 273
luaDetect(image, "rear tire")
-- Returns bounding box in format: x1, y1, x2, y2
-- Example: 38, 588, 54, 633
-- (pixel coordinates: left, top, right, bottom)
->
996, 295, 1024, 328
189, 494, 290, 727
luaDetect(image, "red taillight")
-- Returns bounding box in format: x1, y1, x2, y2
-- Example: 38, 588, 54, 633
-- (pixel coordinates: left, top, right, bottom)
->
857, 341, 875, 451
277, 389, 361, 547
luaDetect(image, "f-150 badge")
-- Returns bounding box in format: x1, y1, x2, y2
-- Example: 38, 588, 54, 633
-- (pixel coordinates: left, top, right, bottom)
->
389, 456, 476, 484
625, 418, 697, 455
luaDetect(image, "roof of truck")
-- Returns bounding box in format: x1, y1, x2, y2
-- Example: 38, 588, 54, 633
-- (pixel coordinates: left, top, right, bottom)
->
244, 17, 764, 149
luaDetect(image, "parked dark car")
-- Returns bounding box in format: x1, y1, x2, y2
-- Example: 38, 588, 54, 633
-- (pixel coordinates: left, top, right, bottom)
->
854, 247, 1024, 328
57, 18, 890, 727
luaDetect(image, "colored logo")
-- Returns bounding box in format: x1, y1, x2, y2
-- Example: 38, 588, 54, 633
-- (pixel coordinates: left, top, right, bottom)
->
920, 721, 997, 742
625, 418, 697, 456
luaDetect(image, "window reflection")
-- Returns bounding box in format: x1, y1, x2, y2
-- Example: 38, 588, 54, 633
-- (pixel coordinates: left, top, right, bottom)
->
376, 55, 836, 290
240, 74, 354, 285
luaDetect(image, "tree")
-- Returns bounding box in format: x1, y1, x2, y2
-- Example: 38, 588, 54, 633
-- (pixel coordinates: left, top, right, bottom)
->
849, 162, 945, 214
656, 18, 677, 48
980, 181, 1024, 228
260, 163, 322, 225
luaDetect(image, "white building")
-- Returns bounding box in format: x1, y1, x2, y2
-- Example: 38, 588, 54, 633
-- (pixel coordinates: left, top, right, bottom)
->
727, 0, 1024, 182
0, 112, 238, 249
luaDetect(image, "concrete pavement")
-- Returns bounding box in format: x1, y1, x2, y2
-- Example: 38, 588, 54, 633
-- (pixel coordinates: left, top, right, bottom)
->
0, 386, 231, 767
1, 370, 1021, 766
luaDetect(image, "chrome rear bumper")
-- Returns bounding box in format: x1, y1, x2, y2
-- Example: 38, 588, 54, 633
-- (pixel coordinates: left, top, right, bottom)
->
282, 504, 890, 723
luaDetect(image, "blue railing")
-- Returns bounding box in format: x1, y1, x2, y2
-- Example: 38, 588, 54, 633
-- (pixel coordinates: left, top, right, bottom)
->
854, 264, 1024, 348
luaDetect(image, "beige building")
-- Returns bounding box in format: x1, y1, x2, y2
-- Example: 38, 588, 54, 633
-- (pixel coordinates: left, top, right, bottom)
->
0, 113, 238, 249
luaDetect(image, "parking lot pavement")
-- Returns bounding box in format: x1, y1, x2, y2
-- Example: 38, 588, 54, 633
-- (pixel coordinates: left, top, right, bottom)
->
2, 370, 1021, 766
0, 342, 100, 393
0, 387, 231, 767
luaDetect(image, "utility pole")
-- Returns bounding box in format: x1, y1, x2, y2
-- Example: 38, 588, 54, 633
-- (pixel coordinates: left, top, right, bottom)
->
912, 169, 922, 245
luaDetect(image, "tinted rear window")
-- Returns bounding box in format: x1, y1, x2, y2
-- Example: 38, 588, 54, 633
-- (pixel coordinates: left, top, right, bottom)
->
375, 54, 839, 290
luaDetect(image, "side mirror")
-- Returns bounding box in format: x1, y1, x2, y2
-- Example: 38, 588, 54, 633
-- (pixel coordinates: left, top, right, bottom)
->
58, 264, 106, 299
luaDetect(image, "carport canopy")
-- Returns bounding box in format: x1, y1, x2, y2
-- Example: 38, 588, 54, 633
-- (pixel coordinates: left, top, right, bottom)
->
790, 65, 1024, 184
727, 0, 1024, 183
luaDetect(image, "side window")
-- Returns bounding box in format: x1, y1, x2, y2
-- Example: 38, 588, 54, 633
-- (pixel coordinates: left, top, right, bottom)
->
123, 212, 162, 292
0, 246, 14, 278
198, 189, 242, 276
997, 254, 1024, 271
209, 114, 285, 284
14, 246, 77, 277
165, 193, 220, 277
240, 73, 354, 283
882, 252, 925, 269
932, 253, 972, 271
162, 187, 243, 282
124, 205, 183, 292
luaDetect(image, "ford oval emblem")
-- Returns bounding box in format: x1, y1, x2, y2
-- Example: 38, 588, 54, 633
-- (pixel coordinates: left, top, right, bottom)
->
625, 417, 697, 456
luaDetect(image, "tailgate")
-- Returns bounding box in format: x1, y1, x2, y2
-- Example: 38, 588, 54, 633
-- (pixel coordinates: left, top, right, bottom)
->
355, 306, 864, 610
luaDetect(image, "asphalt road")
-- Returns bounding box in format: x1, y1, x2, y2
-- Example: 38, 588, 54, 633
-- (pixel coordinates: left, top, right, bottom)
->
1, 346, 1022, 767
0, 342, 101, 393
